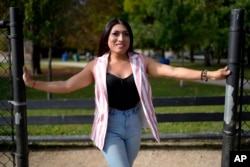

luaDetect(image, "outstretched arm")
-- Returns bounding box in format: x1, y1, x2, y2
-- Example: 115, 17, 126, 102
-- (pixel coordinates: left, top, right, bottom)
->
23, 60, 95, 93
144, 56, 230, 81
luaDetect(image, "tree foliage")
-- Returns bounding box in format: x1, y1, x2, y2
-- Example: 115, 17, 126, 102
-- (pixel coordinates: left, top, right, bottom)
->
124, 0, 250, 66
63, 0, 124, 51
1, 0, 250, 66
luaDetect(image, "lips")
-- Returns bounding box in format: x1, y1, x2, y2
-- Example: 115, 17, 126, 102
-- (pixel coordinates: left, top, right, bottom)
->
116, 43, 125, 48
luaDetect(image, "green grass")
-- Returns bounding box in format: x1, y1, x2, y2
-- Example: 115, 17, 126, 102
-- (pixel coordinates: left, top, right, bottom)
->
26, 78, 228, 99
24, 62, 239, 136
26, 67, 228, 99
27, 122, 223, 135
2, 60, 250, 136
27, 106, 225, 135
25, 59, 250, 99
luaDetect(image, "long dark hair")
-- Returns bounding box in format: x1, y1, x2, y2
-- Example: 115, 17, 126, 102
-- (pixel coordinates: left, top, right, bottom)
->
97, 18, 134, 57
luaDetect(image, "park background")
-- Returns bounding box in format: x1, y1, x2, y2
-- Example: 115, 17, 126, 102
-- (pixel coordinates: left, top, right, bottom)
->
1, 0, 250, 167
1, 0, 250, 75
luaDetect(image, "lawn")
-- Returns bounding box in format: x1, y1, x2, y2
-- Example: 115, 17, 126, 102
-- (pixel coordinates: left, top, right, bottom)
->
1, 59, 249, 136
24, 60, 233, 136
26, 59, 233, 99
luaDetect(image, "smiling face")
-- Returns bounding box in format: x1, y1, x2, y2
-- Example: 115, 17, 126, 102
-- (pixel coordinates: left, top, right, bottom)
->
108, 24, 130, 56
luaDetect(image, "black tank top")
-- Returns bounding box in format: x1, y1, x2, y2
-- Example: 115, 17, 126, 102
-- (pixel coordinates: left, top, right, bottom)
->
106, 73, 140, 110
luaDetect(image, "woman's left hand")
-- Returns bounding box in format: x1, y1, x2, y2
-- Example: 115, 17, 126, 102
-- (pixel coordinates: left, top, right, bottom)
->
209, 66, 231, 80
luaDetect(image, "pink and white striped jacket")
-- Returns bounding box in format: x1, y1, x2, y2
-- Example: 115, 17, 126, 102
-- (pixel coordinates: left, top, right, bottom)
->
90, 52, 160, 150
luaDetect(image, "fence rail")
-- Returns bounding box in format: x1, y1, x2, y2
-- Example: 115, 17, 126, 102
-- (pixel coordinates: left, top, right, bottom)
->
1, 96, 250, 110
1, 96, 250, 143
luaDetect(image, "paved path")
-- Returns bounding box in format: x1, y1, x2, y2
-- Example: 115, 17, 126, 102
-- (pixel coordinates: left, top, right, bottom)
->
1, 146, 222, 167
27, 147, 222, 167
41, 60, 87, 68
195, 79, 250, 90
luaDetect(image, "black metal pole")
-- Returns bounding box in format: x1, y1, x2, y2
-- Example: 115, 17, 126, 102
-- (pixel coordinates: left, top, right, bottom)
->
9, 7, 29, 167
221, 9, 244, 167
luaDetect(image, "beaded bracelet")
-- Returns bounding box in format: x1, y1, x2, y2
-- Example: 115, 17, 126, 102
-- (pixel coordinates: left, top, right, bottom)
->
201, 70, 208, 81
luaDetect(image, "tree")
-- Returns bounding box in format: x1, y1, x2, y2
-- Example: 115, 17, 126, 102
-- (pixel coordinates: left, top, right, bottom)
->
124, 0, 200, 58
38, 0, 74, 99
124, 0, 236, 66
23, 0, 44, 74
124, 0, 157, 50
233, 0, 250, 67
64, 0, 124, 52
3, 0, 250, 69
23, 0, 74, 75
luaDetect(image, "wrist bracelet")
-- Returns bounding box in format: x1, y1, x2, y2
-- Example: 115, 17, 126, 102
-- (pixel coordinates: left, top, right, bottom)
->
32, 80, 36, 88
201, 70, 208, 81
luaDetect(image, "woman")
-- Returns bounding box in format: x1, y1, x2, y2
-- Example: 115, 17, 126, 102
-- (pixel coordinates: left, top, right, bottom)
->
23, 18, 230, 167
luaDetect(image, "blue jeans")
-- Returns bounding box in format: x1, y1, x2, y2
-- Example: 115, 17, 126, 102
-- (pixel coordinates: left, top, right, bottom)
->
101, 107, 142, 167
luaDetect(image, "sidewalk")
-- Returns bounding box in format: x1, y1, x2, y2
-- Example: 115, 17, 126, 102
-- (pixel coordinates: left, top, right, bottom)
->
1, 146, 221, 167
195, 79, 250, 90
41, 60, 87, 68
27, 146, 222, 167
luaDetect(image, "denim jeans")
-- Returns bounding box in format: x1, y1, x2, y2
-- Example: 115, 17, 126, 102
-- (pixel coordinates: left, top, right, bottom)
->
101, 106, 142, 167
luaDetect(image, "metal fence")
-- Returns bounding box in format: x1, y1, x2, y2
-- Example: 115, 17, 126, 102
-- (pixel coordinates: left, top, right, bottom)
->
239, 77, 250, 150
238, 46, 250, 149
0, 21, 15, 167
0, 7, 28, 167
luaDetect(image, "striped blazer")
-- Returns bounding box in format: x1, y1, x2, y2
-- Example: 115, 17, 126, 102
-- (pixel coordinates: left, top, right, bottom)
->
91, 52, 160, 150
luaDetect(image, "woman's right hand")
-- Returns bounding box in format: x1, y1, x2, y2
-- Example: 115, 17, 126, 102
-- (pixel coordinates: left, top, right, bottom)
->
22, 66, 34, 87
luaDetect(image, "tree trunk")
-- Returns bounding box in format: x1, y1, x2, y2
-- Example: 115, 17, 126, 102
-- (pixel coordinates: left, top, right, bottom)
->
31, 43, 42, 75
204, 47, 211, 66
47, 46, 53, 100
246, 46, 250, 67
161, 49, 165, 57
190, 48, 194, 63
216, 49, 222, 64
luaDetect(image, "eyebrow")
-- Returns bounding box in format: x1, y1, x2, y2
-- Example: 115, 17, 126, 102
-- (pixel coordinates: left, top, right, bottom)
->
111, 29, 129, 33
